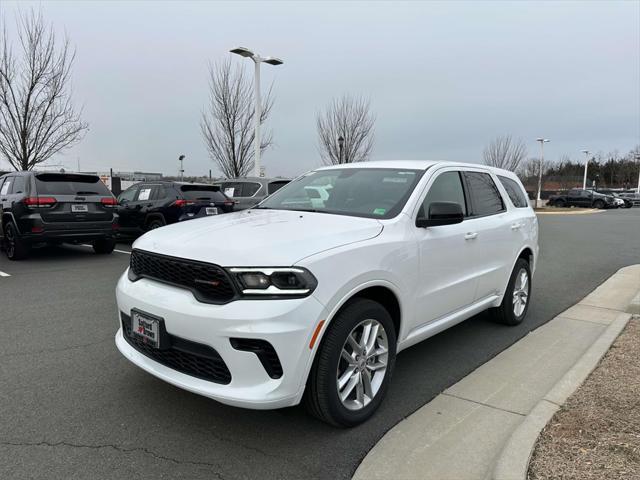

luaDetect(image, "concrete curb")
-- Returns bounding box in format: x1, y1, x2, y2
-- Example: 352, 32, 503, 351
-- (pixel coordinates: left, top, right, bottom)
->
492, 313, 632, 480
534, 209, 604, 215
628, 293, 640, 315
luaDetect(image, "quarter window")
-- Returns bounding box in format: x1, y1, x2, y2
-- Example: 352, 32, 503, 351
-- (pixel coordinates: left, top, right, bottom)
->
11, 176, 26, 194
0, 178, 12, 195
464, 172, 505, 216
498, 176, 529, 208
419, 171, 467, 217
243, 182, 261, 197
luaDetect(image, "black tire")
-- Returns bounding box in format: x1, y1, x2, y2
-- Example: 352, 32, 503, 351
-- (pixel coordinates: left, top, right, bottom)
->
593, 199, 605, 209
146, 218, 165, 230
304, 298, 397, 427
491, 258, 531, 326
92, 238, 115, 254
3, 222, 29, 260
554, 199, 566, 208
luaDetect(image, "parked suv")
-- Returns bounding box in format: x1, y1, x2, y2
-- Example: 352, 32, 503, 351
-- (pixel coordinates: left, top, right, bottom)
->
548, 188, 615, 209
115, 161, 538, 426
217, 177, 290, 210
0, 171, 118, 260
116, 181, 234, 237
594, 189, 633, 208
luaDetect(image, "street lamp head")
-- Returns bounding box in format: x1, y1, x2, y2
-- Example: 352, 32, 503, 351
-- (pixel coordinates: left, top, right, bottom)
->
536, 138, 550, 143
338, 136, 344, 147
230, 47, 255, 58
178, 154, 185, 161
263, 57, 283, 66
581, 150, 589, 154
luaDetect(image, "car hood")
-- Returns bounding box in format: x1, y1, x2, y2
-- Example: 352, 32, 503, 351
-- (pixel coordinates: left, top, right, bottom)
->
132, 209, 384, 266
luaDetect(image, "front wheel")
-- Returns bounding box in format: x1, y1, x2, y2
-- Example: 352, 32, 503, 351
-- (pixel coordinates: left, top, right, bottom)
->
593, 200, 605, 209
305, 298, 397, 427
492, 258, 531, 326
93, 238, 115, 254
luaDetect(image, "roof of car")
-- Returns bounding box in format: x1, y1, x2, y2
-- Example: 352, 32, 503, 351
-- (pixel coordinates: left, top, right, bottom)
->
316, 160, 517, 176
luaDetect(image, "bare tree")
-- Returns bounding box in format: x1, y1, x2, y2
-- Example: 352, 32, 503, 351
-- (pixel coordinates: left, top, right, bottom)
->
200, 59, 273, 178
0, 10, 87, 171
316, 95, 375, 165
482, 135, 527, 172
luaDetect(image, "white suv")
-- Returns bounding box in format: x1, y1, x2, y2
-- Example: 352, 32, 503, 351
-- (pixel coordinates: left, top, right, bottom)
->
115, 161, 538, 426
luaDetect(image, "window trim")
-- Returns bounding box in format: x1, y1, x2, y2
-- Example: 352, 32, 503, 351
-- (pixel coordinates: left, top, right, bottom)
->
461, 171, 507, 219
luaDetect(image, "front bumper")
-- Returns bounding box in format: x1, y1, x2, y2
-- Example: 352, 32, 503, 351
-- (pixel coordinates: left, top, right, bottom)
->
115, 271, 327, 409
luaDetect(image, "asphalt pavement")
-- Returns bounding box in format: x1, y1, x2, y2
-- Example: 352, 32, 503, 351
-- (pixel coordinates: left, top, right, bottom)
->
1, 208, 639, 480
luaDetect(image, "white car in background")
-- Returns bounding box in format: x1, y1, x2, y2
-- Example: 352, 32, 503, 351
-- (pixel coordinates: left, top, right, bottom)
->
115, 161, 538, 426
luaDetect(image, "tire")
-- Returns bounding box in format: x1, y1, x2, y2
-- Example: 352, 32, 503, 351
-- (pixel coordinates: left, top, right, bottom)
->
146, 218, 165, 230
92, 238, 115, 254
492, 258, 531, 326
3, 222, 29, 260
554, 199, 566, 208
593, 200, 605, 209
305, 298, 397, 427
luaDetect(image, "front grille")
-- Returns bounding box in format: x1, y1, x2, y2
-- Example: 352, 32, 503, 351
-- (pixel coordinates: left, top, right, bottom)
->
130, 249, 236, 304
121, 313, 231, 384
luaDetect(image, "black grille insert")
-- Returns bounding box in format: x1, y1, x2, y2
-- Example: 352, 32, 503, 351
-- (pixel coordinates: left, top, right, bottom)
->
121, 312, 231, 384
129, 249, 236, 304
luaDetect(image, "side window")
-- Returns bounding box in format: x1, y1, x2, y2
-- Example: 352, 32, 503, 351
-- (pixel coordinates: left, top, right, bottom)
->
117, 186, 138, 203
464, 172, 505, 216
243, 182, 261, 197
498, 176, 529, 208
221, 182, 241, 198
419, 171, 467, 218
136, 185, 153, 201
268, 181, 289, 194
1, 178, 13, 196
11, 176, 26, 194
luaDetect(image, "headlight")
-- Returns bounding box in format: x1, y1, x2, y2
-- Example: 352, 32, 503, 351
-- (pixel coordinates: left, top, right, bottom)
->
228, 267, 318, 298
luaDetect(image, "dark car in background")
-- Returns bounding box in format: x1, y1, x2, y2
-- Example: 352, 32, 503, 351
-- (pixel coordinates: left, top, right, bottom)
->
595, 189, 634, 208
0, 171, 118, 260
547, 188, 615, 209
619, 191, 640, 207
217, 177, 290, 210
116, 181, 233, 237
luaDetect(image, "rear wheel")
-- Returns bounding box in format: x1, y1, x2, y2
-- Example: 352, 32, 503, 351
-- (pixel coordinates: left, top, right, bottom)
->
492, 258, 531, 326
305, 298, 396, 427
146, 218, 165, 230
4, 222, 29, 260
92, 238, 115, 254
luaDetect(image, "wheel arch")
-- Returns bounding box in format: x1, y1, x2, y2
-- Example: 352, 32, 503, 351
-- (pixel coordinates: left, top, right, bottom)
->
145, 213, 166, 227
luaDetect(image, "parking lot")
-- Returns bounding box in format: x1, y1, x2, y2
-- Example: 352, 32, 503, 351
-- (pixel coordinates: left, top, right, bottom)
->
1, 208, 639, 480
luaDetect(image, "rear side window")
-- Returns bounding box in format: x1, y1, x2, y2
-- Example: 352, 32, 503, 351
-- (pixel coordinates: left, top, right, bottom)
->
11, 176, 26, 194
35, 174, 111, 196
268, 181, 289, 194
464, 172, 505, 216
1, 177, 12, 195
221, 182, 242, 198
419, 171, 467, 217
242, 182, 261, 197
498, 176, 529, 208
180, 185, 227, 202
118, 186, 138, 203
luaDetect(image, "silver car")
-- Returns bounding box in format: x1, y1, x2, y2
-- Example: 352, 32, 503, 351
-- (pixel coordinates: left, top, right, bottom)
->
217, 177, 290, 210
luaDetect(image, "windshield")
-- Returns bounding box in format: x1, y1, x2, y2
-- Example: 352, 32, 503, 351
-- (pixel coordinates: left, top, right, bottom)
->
257, 168, 425, 219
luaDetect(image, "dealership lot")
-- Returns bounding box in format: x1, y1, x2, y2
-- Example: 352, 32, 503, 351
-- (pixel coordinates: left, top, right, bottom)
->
1, 208, 639, 480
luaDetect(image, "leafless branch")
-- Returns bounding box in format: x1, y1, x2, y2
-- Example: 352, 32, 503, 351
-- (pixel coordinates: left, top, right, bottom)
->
0, 9, 87, 171
316, 95, 375, 165
482, 135, 527, 172
200, 58, 274, 179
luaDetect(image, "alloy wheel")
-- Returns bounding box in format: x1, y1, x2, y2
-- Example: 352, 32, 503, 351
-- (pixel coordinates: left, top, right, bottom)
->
5, 225, 15, 258
336, 319, 389, 411
512, 268, 529, 317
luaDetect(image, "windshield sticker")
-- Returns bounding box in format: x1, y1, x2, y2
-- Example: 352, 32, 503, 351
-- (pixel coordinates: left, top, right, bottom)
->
373, 208, 386, 215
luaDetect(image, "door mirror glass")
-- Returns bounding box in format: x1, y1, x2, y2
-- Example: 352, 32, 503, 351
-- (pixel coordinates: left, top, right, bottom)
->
416, 202, 464, 228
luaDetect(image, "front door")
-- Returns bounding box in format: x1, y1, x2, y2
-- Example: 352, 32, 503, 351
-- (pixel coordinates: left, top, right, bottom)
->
414, 169, 479, 327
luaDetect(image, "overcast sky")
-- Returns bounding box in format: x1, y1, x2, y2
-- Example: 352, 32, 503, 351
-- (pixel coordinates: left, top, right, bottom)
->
1, 0, 639, 177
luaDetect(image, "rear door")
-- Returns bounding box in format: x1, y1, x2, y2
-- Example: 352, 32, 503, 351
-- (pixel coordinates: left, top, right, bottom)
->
116, 185, 141, 228
461, 170, 512, 302
33, 173, 116, 226
0, 176, 13, 238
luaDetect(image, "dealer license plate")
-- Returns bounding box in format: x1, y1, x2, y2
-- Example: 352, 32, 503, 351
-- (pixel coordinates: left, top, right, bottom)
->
71, 204, 89, 213
131, 310, 161, 348
205, 207, 218, 215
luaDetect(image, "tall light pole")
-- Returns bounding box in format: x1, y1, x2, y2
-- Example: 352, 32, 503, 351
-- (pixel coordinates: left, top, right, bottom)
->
535, 138, 550, 208
581, 149, 590, 190
338, 136, 344, 164
178, 154, 185, 181
230, 47, 283, 178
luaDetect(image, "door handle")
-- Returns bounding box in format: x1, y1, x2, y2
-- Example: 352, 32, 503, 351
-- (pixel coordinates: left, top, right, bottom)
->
464, 232, 478, 240
511, 223, 523, 231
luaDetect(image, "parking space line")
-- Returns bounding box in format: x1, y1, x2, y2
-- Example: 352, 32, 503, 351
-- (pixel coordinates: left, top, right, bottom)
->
79, 244, 131, 255
0, 270, 10, 277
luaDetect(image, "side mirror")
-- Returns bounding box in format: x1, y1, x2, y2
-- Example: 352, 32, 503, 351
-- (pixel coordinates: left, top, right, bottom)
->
416, 202, 464, 228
